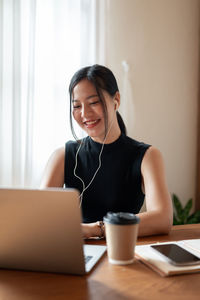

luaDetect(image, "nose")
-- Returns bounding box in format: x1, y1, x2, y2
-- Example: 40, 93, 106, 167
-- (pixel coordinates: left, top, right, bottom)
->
81, 104, 91, 119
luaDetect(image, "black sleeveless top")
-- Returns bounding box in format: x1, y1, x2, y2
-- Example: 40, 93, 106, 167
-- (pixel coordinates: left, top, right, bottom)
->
64, 134, 150, 223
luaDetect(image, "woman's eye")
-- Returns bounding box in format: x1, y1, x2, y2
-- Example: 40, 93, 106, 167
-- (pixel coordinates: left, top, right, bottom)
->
73, 105, 81, 109
90, 101, 100, 106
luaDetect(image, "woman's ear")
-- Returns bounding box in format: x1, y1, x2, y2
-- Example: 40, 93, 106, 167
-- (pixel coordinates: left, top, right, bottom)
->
114, 92, 120, 110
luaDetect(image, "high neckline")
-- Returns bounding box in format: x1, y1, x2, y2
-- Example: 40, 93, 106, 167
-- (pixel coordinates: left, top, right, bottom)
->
87, 133, 125, 151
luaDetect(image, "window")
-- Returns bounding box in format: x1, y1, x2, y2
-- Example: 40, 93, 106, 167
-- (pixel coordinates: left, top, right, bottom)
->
0, 0, 101, 187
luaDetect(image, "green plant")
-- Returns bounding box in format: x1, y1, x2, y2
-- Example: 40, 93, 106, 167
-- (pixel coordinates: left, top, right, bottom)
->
172, 194, 200, 225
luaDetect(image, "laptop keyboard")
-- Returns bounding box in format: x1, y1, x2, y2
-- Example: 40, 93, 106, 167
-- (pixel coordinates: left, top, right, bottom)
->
85, 255, 93, 264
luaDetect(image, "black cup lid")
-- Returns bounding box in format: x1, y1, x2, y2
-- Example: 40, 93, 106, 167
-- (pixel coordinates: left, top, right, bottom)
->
103, 212, 140, 225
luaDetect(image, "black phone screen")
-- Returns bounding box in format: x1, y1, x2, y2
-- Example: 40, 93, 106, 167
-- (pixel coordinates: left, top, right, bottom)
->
151, 243, 200, 265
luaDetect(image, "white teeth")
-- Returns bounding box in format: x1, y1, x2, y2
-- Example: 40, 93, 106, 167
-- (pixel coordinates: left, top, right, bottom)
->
85, 120, 98, 125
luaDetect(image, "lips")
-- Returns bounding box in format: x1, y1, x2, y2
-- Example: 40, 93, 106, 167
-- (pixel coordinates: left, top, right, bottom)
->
84, 119, 101, 128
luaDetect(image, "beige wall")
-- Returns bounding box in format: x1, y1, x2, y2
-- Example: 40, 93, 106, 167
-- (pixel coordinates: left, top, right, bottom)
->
105, 0, 200, 206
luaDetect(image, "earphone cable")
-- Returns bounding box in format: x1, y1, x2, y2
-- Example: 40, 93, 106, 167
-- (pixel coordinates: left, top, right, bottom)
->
73, 110, 116, 208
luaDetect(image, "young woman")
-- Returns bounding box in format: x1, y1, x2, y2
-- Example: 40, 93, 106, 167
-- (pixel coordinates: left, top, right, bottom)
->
40, 64, 173, 238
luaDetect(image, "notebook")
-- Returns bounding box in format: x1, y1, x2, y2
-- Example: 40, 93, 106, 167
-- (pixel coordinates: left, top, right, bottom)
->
0, 188, 106, 275
135, 240, 200, 277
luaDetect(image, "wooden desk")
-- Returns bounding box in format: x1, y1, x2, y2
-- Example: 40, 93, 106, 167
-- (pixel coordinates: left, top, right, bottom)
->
0, 224, 200, 300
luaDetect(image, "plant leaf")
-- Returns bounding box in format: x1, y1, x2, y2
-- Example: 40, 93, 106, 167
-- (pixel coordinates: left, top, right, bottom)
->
187, 210, 200, 224
173, 216, 183, 225
182, 198, 193, 222
173, 214, 179, 225
172, 194, 183, 222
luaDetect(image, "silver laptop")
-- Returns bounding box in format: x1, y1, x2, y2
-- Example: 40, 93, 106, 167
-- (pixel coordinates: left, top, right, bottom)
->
0, 188, 106, 275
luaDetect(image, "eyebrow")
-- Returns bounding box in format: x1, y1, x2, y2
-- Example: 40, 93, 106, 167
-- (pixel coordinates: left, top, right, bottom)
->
72, 94, 99, 102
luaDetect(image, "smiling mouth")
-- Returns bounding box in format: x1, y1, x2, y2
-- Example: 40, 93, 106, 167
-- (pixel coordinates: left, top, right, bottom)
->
84, 119, 101, 128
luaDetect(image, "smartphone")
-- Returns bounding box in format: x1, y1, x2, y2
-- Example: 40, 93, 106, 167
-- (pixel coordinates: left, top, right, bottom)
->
151, 243, 200, 266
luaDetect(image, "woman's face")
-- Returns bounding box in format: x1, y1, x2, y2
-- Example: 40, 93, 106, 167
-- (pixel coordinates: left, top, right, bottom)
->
72, 79, 120, 143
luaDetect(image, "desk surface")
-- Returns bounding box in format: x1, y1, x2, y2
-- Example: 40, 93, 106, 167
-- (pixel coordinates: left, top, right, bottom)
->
0, 224, 200, 300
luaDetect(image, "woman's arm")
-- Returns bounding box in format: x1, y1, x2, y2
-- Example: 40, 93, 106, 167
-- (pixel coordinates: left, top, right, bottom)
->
40, 147, 65, 188
82, 147, 173, 239
137, 146, 173, 236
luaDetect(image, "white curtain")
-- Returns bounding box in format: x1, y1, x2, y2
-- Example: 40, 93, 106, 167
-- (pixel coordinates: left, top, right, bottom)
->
0, 0, 102, 188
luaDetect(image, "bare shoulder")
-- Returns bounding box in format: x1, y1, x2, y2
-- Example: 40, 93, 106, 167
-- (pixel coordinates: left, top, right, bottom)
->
144, 146, 163, 159
50, 147, 65, 163
47, 147, 65, 173
40, 147, 65, 188
142, 146, 164, 165
141, 146, 166, 175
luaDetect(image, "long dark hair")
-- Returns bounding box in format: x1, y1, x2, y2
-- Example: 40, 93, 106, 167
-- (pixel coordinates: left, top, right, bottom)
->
69, 64, 127, 140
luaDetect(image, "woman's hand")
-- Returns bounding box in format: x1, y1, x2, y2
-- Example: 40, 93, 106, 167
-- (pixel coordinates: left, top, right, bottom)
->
81, 222, 103, 239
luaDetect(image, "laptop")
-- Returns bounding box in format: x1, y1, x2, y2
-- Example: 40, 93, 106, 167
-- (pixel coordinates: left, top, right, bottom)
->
0, 188, 106, 275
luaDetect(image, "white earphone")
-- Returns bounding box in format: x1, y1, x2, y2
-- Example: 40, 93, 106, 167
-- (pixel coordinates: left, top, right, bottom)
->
114, 100, 118, 110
